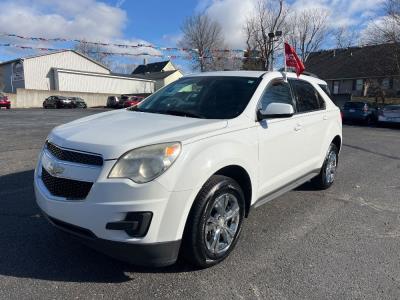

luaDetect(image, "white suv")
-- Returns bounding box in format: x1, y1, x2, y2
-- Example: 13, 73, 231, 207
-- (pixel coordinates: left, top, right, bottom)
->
34, 71, 342, 268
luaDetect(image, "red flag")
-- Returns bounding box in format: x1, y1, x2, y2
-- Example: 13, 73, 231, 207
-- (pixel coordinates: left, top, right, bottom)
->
284, 42, 305, 77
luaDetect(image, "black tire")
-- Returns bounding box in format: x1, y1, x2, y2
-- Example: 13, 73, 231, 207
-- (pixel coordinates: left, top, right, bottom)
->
312, 143, 339, 190
181, 175, 245, 268
365, 116, 372, 126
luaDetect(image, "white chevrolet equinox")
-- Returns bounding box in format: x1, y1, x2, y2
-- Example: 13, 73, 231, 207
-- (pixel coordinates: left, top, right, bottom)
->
34, 71, 342, 268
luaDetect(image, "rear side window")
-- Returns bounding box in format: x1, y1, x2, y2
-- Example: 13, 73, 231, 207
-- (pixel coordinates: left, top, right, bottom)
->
289, 80, 324, 113
259, 80, 293, 110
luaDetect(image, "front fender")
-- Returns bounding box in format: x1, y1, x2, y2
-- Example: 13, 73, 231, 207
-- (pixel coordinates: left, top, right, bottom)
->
156, 127, 258, 240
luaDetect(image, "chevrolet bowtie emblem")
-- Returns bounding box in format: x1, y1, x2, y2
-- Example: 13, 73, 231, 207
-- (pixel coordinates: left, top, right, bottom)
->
48, 161, 65, 176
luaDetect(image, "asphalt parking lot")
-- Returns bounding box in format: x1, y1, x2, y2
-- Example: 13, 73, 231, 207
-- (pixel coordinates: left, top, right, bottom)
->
0, 108, 400, 299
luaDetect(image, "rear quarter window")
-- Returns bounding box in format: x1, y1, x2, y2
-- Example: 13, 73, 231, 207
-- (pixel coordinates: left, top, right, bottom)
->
289, 79, 325, 113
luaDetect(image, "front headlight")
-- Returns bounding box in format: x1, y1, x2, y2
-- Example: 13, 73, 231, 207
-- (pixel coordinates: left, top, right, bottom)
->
108, 142, 181, 183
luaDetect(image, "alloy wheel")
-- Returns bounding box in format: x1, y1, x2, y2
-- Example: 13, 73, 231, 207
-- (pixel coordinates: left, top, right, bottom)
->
204, 193, 240, 255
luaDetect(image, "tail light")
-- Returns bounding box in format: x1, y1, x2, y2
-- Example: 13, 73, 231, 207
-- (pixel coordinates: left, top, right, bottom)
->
340, 111, 343, 121
363, 104, 368, 113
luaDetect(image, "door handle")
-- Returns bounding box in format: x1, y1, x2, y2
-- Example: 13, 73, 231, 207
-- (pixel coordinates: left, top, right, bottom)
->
323, 115, 328, 120
294, 123, 302, 131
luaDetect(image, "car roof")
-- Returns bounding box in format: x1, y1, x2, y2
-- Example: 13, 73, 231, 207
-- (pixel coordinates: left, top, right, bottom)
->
184, 71, 327, 85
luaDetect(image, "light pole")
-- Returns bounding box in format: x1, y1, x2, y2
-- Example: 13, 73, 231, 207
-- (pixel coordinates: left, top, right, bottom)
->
268, 30, 283, 71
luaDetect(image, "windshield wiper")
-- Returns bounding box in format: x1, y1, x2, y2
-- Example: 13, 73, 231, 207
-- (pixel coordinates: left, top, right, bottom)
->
162, 110, 204, 118
129, 107, 203, 118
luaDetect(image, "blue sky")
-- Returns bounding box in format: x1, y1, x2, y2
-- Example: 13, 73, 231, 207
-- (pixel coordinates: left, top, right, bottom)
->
0, 0, 385, 72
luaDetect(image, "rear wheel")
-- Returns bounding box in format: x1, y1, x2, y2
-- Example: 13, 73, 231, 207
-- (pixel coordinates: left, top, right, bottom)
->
181, 175, 245, 268
312, 143, 338, 190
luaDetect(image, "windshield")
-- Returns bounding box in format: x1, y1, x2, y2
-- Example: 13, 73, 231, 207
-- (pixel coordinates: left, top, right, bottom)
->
134, 76, 261, 119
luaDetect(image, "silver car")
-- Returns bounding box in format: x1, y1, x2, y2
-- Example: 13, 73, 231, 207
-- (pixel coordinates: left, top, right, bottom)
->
378, 105, 400, 124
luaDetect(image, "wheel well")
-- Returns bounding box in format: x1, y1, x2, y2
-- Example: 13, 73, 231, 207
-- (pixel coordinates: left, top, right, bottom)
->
332, 135, 342, 152
214, 165, 252, 217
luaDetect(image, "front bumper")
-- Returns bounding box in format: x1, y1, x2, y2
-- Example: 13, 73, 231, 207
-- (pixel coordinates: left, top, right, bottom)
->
42, 212, 181, 267
34, 149, 194, 266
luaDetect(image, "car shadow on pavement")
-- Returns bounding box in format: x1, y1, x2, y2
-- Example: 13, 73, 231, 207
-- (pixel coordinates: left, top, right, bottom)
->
0, 170, 197, 284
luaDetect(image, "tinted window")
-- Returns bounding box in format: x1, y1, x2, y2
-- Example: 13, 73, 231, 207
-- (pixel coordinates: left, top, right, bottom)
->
260, 80, 293, 110
384, 105, 400, 111
136, 76, 260, 119
344, 102, 365, 109
290, 80, 322, 113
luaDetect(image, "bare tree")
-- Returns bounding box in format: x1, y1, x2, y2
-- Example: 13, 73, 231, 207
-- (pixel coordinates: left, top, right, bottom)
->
178, 14, 226, 72
334, 26, 358, 48
74, 41, 111, 67
362, 0, 399, 44
286, 8, 330, 62
243, 0, 287, 70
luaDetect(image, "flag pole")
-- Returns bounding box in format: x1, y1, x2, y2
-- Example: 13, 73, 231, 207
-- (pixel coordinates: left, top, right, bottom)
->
282, 34, 287, 82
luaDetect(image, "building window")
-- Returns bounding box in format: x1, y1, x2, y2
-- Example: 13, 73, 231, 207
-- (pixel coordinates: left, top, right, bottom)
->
355, 79, 363, 91
333, 81, 340, 94
382, 78, 391, 89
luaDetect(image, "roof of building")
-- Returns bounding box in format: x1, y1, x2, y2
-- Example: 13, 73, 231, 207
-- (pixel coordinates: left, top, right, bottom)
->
132, 61, 171, 74
0, 50, 110, 71
131, 70, 180, 80
305, 43, 400, 80
54, 68, 155, 82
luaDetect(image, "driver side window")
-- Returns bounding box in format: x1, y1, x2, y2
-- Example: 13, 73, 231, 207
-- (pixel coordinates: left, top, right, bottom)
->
260, 80, 294, 111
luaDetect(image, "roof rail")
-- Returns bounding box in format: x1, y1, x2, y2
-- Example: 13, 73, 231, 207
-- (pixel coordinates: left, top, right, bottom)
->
278, 68, 320, 79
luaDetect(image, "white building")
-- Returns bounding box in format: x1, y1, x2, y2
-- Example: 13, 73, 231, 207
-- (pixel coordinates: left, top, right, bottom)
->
0, 50, 154, 94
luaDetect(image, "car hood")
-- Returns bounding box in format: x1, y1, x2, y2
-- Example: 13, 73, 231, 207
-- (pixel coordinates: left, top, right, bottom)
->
49, 110, 228, 159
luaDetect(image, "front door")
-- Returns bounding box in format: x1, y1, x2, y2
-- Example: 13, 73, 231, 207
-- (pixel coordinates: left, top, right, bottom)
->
257, 78, 306, 197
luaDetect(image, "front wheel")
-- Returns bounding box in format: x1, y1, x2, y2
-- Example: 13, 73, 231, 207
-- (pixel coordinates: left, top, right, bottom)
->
181, 175, 245, 268
312, 143, 339, 190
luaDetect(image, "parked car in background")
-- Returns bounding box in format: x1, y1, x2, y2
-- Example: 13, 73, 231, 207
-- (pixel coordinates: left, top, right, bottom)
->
341, 101, 378, 125
35, 71, 342, 268
123, 96, 145, 108
43, 96, 86, 109
0, 93, 11, 109
378, 105, 400, 125
68, 97, 87, 108
106, 96, 120, 108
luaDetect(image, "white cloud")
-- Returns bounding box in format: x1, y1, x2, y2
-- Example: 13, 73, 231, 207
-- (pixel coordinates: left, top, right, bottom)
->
0, 0, 126, 41
290, 0, 385, 30
197, 0, 385, 49
202, 0, 257, 48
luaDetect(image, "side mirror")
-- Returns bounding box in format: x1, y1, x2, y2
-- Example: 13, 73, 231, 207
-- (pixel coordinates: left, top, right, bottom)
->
257, 103, 294, 121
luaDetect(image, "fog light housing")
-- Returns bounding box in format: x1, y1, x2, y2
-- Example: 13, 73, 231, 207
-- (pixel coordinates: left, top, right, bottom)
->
106, 212, 153, 237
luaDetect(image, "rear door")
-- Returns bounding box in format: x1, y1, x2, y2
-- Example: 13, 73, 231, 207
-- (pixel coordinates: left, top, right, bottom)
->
289, 79, 328, 171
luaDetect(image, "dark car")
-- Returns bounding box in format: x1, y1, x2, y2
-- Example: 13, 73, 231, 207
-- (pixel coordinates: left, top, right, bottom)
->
0, 93, 11, 109
106, 96, 120, 108
68, 97, 87, 108
341, 101, 378, 125
43, 96, 86, 109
